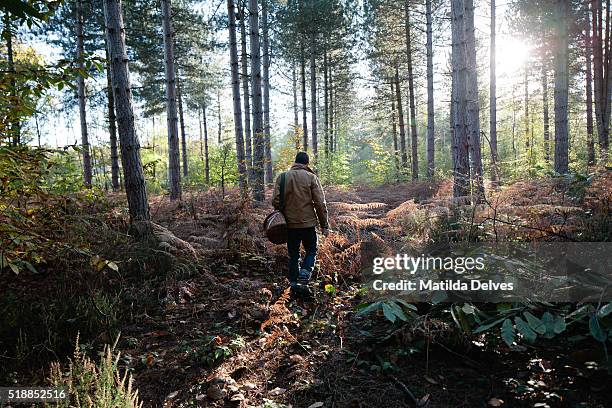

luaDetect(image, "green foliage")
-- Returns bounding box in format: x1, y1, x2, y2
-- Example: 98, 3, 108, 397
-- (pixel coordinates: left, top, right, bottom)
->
357, 298, 417, 324
180, 332, 245, 367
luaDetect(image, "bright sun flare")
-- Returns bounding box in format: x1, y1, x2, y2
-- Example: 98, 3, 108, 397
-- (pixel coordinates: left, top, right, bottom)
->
496, 37, 531, 78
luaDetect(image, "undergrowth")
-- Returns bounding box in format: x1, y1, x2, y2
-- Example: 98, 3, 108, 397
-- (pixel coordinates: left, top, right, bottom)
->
48, 336, 142, 408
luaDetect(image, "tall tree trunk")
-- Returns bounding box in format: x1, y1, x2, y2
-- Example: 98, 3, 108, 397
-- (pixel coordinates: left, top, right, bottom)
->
394, 64, 408, 170
292, 61, 300, 150
329, 64, 334, 153
451, 0, 470, 199
425, 0, 435, 178
217, 91, 222, 144
203, 103, 210, 184
489, 0, 499, 184
161, 0, 181, 200
239, 6, 253, 171
198, 106, 203, 158
333, 83, 338, 152
511, 84, 517, 160
3, 15, 20, 145
464, 0, 484, 198
602, 0, 612, 157
177, 74, 188, 177
227, 0, 247, 190
586, 8, 596, 165
324, 47, 329, 159
450, 76, 456, 161
592, 0, 605, 151
249, 0, 265, 201
262, 0, 273, 183
105, 47, 120, 191
104, 0, 150, 222
524, 66, 530, 151
76, 0, 92, 187
404, 1, 418, 180
553, 0, 569, 174
391, 80, 400, 181
300, 43, 308, 151
310, 30, 318, 163
542, 64, 551, 162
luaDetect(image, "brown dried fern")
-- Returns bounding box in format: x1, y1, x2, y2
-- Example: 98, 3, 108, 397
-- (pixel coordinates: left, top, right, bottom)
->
260, 288, 292, 332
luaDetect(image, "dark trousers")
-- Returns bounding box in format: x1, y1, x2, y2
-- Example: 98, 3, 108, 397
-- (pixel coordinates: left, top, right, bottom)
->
287, 227, 317, 283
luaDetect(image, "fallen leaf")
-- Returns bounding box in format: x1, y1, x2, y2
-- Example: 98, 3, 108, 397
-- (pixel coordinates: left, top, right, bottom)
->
165, 391, 179, 400
230, 393, 245, 401
289, 354, 305, 364
241, 382, 256, 391
145, 353, 154, 368
268, 387, 286, 396
307, 403, 324, 408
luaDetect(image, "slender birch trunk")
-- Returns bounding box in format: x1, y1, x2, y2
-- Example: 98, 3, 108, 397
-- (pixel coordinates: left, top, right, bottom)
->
76, 0, 92, 187
161, 0, 181, 199
104, 0, 150, 222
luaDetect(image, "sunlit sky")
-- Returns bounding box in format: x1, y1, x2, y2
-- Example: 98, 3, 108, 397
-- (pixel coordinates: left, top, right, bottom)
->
24, 0, 532, 149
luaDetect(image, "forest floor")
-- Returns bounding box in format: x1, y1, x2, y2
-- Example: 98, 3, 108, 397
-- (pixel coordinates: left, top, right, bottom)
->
117, 174, 610, 408
1, 172, 611, 408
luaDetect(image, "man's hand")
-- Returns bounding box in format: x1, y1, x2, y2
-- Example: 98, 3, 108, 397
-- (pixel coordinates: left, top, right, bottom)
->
321, 228, 330, 237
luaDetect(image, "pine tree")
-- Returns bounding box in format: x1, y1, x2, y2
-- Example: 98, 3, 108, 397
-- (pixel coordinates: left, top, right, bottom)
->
76, 0, 92, 187
227, 0, 247, 190
161, 0, 182, 199
553, 0, 569, 174
249, 0, 265, 201
104, 0, 150, 222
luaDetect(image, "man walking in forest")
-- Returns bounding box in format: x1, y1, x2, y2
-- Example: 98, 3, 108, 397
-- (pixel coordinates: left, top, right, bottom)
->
272, 152, 329, 297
